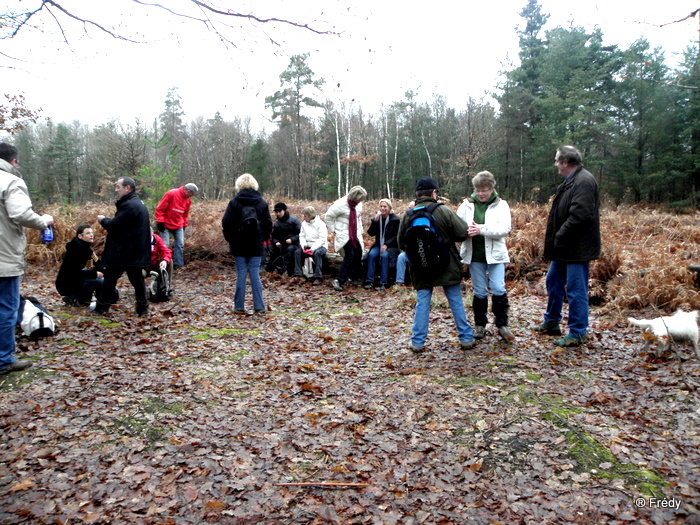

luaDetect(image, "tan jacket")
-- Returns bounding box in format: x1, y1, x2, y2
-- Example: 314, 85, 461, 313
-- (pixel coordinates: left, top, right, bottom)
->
0, 159, 49, 277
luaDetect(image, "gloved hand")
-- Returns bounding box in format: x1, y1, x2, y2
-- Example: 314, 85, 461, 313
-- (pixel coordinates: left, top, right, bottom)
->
156, 222, 165, 232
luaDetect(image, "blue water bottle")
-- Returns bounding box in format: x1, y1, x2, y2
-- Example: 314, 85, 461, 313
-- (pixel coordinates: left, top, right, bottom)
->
41, 225, 54, 243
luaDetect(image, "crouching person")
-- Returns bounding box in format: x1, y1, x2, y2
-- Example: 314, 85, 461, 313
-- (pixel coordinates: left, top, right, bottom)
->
55, 224, 106, 307
294, 206, 328, 285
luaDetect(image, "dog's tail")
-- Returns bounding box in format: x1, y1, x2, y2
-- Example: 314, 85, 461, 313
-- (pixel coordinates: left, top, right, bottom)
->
628, 317, 653, 330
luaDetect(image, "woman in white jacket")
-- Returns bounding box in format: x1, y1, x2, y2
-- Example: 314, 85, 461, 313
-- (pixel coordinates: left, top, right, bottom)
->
294, 206, 328, 285
457, 171, 514, 342
324, 185, 367, 291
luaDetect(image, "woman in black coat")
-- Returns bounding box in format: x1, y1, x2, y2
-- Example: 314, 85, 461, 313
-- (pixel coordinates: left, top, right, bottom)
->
364, 198, 401, 290
55, 224, 104, 306
222, 173, 272, 314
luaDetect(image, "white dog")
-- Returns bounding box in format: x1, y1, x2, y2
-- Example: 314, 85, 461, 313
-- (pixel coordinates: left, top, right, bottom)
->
628, 310, 699, 359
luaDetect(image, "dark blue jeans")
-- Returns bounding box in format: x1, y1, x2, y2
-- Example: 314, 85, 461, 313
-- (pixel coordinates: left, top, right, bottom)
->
0, 276, 20, 368
543, 261, 590, 338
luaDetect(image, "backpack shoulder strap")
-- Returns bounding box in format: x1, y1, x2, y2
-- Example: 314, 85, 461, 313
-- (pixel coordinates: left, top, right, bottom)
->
425, 202, 443, 214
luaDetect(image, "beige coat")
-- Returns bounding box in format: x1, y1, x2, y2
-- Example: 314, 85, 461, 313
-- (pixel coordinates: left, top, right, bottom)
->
0, 159, 49, 277
324, 197, 365, 256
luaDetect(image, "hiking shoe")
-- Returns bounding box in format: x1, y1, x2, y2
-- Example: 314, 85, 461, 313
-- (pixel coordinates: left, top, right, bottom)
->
498, 326, 515, 342
312, 278, 322, 286
254, 309, 267, 315
554, 334, 586, 347
0, 359, 33, 375
409, 343, 425, 354
234, 310, 247, 315
473, 326, 486, 339
376, 285, 386, 292
531, 322, 562, 335
332, 280, 343, 291
460, 340, 476, 350
363, 282, 373, 290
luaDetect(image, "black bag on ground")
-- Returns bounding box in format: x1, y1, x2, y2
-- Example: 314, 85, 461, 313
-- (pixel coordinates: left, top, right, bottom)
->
148, 268, 172, 303
402, 202, 451, 278
18, 295, 57, 338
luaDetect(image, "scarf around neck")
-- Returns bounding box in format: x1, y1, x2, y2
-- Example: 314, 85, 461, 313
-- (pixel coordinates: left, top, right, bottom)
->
348, 199, 359, 248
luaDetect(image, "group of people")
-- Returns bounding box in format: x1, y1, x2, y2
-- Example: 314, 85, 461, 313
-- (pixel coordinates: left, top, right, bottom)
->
218, 144, 600, 356
399, 145, 600, 352
54, 180, 198, 317
0, 139, 599, 376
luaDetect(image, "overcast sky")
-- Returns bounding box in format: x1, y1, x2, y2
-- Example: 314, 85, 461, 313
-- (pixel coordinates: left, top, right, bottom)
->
3, 0, 698, 133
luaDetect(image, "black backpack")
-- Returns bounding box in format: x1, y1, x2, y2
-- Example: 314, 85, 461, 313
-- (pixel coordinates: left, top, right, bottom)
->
239, 205, 261, 239
402, 202, 451, 277
148, 269, 172, 303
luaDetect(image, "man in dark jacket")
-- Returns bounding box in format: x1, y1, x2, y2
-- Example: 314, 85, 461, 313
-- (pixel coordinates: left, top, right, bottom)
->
266, 202, 301, 276
95, 177, 151, 316
533, 145, 601, 347
55, 224, 105, 306
398, 177, 475, 353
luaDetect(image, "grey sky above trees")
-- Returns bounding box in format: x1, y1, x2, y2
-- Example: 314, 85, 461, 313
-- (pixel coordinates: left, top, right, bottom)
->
1, 0, 697, 132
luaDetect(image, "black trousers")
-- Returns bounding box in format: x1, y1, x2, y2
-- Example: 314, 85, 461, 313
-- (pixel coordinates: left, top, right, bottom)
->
336, 242, 363, 284
98, 266, 147, 305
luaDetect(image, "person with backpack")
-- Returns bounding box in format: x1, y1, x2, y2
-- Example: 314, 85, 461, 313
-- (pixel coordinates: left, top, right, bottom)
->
266, 202, 301, 276
363, 198, 400, 291
398, 176, 475, 353
325, 185, 367, 291
0, 142, 54, 375
222, 173, 272, 314
147, 228, 173, 302
55, 224, 106, 307
457, 171, 514, 343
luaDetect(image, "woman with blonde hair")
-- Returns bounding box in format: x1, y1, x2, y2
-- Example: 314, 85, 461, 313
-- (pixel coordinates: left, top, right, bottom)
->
364, 198, 400, 290
221, 173, 272, 314
324, 185, 367, 291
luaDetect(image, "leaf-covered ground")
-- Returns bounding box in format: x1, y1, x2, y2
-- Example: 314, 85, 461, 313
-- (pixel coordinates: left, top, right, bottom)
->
1, 261, 699, 524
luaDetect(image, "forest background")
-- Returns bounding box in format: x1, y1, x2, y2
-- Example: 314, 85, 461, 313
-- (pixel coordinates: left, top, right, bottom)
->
1, 0, 700, 208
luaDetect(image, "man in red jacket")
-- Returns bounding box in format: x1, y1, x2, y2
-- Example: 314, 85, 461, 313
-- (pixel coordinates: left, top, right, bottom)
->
155, 183, 198, 268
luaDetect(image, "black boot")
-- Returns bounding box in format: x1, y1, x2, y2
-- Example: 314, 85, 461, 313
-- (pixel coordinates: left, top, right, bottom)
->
473, 295, 489, 326
472, 295, 489, 338
492, 293, 514, 342
136, 300, 149, 317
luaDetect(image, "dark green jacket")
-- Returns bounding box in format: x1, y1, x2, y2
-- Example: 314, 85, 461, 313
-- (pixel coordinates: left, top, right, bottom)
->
398, 197, 469, 290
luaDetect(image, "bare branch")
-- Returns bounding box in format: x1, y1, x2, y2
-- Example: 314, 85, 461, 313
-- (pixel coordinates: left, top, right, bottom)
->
660, 9, 700, 28
43, 1, 139, 43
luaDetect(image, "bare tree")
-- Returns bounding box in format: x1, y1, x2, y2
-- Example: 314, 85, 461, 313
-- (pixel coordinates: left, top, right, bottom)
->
0, 1, 336, 47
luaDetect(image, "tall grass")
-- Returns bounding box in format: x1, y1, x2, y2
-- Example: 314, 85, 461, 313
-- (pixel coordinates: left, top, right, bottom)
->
26, 198, 700, 313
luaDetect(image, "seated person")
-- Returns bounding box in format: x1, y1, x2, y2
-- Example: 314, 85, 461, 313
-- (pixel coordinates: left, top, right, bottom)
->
395, 251, 410, 285
364, 198, 400, 290
294, 206, 328, 285
150, 228, 172, 273
266, 202, 301, 275
147, 228, 173, 301
55, 224, 105, 306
